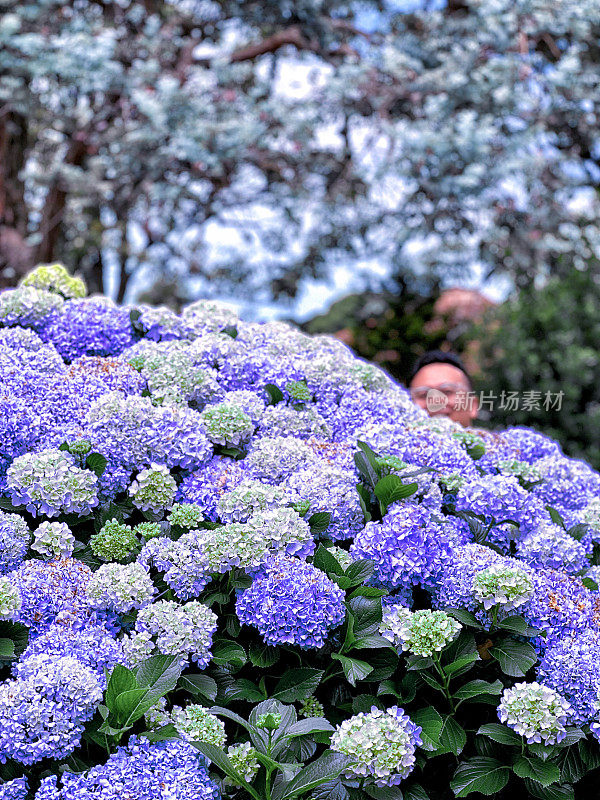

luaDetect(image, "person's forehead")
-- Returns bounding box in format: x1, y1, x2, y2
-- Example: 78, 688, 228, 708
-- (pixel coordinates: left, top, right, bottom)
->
410, 363, 470, 388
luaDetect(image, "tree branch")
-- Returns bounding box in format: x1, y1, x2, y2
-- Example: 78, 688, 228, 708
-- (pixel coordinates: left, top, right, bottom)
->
230, 25, 321, 62
34, 132, 88, 264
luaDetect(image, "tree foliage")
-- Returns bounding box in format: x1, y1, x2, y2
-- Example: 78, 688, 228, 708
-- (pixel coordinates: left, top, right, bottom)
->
2, 0, 600, 301
472, 269, 600, 470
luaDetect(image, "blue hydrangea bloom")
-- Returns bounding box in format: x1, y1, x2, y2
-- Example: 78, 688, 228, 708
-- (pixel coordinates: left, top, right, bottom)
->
236, 556, 345, 649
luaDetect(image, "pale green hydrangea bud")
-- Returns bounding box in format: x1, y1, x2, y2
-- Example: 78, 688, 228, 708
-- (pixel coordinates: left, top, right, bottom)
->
0, 286, 64, 328
129, 464, 177, 514
331, 706, 422, 787
20, 262, 86, 298
256, 712, 281, 731
90, 519, 137, 561
0, 576, 21, 620
472, 564, 534, 611
201, 403, 254, 446
285, 380, 312, 403
498, 682, 571, 745
31, 521, 75, 559
134, 521, 163, 540
226, 742, 260, 784
168, 503, 205, 529
170, 705, 226, 745
300, 696, 325, 718
380, 607, 462, 657
497, 459, 541, 483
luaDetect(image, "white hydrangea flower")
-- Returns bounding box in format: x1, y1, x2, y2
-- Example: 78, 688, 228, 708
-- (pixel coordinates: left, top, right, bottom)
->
380, 606, 462, 657
331, 706, 422, 787
472, 563, 533, 612
129, 464, 177, 514
31, 522, 75, 559
498, 682, 571, 745
86, 562, 156, 613
0, 576, 21, 620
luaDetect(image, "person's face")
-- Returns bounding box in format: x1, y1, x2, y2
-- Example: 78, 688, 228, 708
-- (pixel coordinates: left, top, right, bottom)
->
409, 363, 478, 427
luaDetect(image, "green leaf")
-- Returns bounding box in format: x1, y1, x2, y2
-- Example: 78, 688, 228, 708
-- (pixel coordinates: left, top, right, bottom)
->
278, 752, 350, 799
141, 723, 179, 743
410, 707, 443, 751
352, 633, 396, 651
112, 656, 181, 726
406, 655, 434, 671
178, 674, 218, 701
489, 638, 537, 677
309, 780, 349, 800
439, 716, 467, 756
211, 640, 247, 671
451, 757, 510, 797
477, 723, 522, 746
444, 608, 484, 629
443, 652, 479, 676
85, 452, 108, 478
264, 384, 284, 404
348, 596, 382, 636
105, 664, 137, 713
309, 512, 332, 535
313, 544, 345, 576
331, 653, 373, 686
193, 742, 258, 796
496, 615, 542, 638
522, 781, 574, 800
0, 638, 15, 659
225, 678, 266, 703
374, 474, 418, 513
546, 506, 566, 529
453, 679, 503, 703
514, 756, 560, 787
273, 669, 324, 703
345, 559, 375, 586
557, 728, 587, 748
348, 586, 388, 599
581, 577, 598, 591
365, 787, 404, 800
249, 643, 280, 668
287, 718, 335, 737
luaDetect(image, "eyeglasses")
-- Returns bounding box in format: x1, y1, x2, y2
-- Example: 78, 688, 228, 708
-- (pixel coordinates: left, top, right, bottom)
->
410, 383, 470, 401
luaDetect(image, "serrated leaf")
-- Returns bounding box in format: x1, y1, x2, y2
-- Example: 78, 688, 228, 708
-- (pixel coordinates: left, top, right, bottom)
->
278, 752, 350, 799
178, 674, 217, 701
273, 669, 324, 703
85, 452, 108, 478
313, 544, 345, 577
211, 640, 247, 671
496, 614, 542, 638
489, 638, 537, 677
439, 715, 467, 756
451, 757, 510, 797
445, 608, 484, 629
514, 755, 560, 787
477, 723, 522, 746
309, 512, 332, 535
453, 679, 503, 702
410, 706, 443, 748
345, 559, 375, 586
331, 653, 373, 686
249, 643, 280, 668
522, 780, 574, 800
287, 718, 334, 737
374, 474, 418, 513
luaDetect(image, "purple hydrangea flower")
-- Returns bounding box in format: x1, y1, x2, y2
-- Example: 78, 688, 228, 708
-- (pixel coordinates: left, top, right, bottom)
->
236, 556, 345, 649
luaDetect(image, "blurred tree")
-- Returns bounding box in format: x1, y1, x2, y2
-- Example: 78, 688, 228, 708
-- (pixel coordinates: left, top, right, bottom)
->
472, 269, 600, 469
1, 1, 600, 301
302, 279, 450, 383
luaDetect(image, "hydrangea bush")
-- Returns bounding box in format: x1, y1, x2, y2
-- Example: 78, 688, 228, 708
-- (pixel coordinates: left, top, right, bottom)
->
1, 265, 600, 798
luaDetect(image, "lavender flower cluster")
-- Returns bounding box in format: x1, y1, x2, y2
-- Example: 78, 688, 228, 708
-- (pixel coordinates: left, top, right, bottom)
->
1, 263, 600, 794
